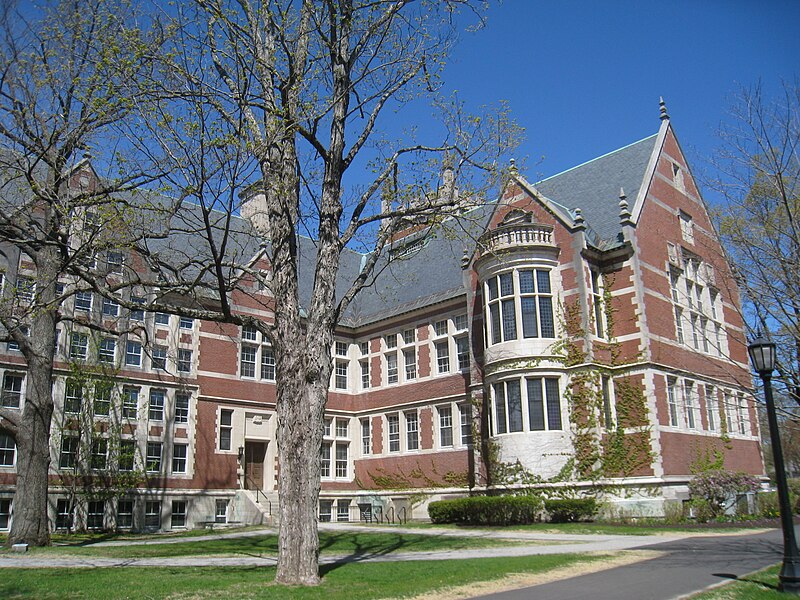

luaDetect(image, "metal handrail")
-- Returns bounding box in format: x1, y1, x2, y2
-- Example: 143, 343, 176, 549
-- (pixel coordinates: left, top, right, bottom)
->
244, 475, 272, 515
385, 505, 395, 524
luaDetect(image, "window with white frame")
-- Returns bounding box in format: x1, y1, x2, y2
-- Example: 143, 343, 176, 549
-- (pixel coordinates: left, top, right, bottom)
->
360, 360, 370, 389
55, 499, 73, 530
493, 377, 562, 434
485, 269, 555, 345
129, 296, 145, 321
335, 443, 348, 478
242, 325, 258, 341
154, 312, 170, 326
149, 389, 165, 421
433, 320, 448, 337
335, 341, 348, 356
90, 438, 108, 470
74, 291, 93, 313
64, 380, 83, 414
59, 435, 79, 469
385, 334, 397, 349
455, 335, 469, 370
117, 499, 133, 528
454, 314, 468, 331
459, 404, 472, 445
146, 442, 162, 472
93, 383, 111, 416
179, 317, 194, 330
360, 341, 369, 355
0, 434, 15, 467
240, 344, 257, 377
119, 440, 136, 472
669, 254, 725, 356
335, 418, 349, 438
335, 360, 348, 390
125, 340, 142, 366
737, 393, 750, 435
102, 297, 120, 317
361, 418, 371, 455
175, 393, 190, 424
705, 385, 717, 431
15, 276, 34, 303
219, 409, 233, 451
337, 498, 350, 522
403, 348, 417, 380
106, 251, 124, 274
667, 377, 680, 427
320, 441, 331, 477
261, 346, 276, 380
145, 500, 161, 528
683, 380, 699, 430
1, 373, 23, 408
69, 332, 88, 360
98, 338, 116, 364
171, 500, 187, 528
172, 444, 187, 474
86, 500, 104, 529
436, 340, 450, 374
403, 328, 415, 345
405, 411, 419, 451
151, 345, 167, 370
386, 352, 398, 384
122, 387, 139, 419
387, 414, 400, 452
319, 500, 333, 522
438, 406, 453, 447
177, 349, 192, 373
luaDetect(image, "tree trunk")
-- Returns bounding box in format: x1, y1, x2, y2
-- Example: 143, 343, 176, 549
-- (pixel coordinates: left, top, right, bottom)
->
274, 363, 327, 585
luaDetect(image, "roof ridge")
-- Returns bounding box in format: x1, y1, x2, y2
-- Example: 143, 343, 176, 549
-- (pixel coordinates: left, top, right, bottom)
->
535, 133, 659, 185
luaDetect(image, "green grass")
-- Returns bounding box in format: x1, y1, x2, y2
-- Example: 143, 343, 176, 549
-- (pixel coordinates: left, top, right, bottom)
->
404, 521, 775, 536
690, 563, 782, 598
0, 553, 602, 599
6, 530, 524, 559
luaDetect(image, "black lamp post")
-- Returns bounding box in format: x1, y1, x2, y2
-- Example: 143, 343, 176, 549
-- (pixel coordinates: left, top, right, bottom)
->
748, 335, 800, 594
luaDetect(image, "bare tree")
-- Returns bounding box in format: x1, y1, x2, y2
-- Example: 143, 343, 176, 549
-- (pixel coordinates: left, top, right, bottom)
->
146, 0, 518, 585
711, 82, 799, 409
0, 0, 162, 546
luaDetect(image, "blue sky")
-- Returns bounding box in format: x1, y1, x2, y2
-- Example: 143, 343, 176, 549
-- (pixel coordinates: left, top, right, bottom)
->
432, 0, 800, 197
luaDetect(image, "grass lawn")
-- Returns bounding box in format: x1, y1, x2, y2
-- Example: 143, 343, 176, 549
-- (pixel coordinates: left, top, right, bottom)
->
3, 530, 526, 559
0, 553, 603, 599
690, 563, 783, 598
403, 521, 776, 536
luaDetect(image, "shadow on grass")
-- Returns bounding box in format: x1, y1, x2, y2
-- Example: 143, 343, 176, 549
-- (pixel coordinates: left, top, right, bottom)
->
712, 572, 779, 592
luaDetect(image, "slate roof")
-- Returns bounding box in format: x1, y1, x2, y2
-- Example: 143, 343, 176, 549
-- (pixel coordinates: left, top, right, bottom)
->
534, 134, 658, 249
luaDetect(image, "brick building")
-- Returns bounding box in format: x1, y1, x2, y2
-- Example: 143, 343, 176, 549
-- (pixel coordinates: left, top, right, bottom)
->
0, 106, 764, 532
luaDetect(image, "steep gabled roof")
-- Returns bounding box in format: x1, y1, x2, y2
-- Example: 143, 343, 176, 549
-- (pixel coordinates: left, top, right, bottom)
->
533, 134, 658, 249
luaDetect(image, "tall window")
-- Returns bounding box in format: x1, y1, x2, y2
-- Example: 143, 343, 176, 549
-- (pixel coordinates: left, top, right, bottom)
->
459, 404, 472, 445
125, 340, 142, 366
122, 387, 139, 419
361, 418, 371, 455
493, 380, 522, 434
528, 377, 562, 431
404, 348, 417, 380
261, 346, 275, 380
438, 406, 453, 447
0, 434, 15, 467
386, 352, 398, 385
219, 409, 233, 451
405, 411, 419, 451
172, 444, 187, 473
86, 500, 105, 529
59, 436, 79, 469
93, 383, 111, 416
436, 341, 450, 373
149, 389, 165, 421
601, 376, 614, 428
360, 360, 370, 389
591, 271, 606, 338
90, 438, 108, 470
679, 210, 694, 244
683, 380, 698, 429
117, 500, 133, 528
240, 345, 257, 377
119, 440, 136, 472
0, 498, 12, 529
705, 385, 717, 431
151, 346, 167, 370
64, 381, 83, 414
387, 414, 400, 452
69, 332, 88, 360
145, 501, 161, 529
670, 254, 724, 356
486, 269, 555, 344
177, 349, 192, 373
98, 338, 116, 364
146, 442, 162, 472
171, 500, 187, 528
456, 336, 469, 370
737, 394, 749, 435
175, 393, 190, 423
335, 443, 348, 478
1, 373, 23, 408
667, 377, 680, 427
335, 360, 348, 389
320, 442, 331, 477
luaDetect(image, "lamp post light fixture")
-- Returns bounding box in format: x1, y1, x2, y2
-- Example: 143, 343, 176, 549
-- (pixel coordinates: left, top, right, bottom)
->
748, 335, 800, 594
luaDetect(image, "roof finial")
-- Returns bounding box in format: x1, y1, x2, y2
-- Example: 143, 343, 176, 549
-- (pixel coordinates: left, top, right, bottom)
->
573, 207, 586, 231
619, 188, 631, 222
659, 96, 669, 121
509, 158, 518, 176
461, 247, 470, 269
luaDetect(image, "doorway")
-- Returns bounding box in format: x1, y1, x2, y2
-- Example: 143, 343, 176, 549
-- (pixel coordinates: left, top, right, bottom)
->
244, 441, 267, 491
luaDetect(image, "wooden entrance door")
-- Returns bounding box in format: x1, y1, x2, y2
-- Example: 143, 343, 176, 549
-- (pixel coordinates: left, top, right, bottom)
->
244, 441, 267, 490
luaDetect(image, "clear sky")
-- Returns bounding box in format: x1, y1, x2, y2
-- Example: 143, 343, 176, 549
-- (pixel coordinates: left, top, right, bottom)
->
433, 0, 800, 198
